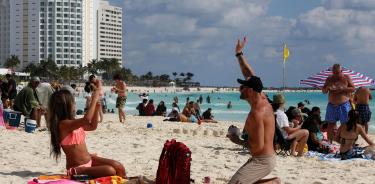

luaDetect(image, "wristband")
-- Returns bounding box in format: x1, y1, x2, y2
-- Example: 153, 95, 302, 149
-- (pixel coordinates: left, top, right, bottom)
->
235, 52, 243, 57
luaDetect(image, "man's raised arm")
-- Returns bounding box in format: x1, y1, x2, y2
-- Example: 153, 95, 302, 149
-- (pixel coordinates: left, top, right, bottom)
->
235, 37, 255, 79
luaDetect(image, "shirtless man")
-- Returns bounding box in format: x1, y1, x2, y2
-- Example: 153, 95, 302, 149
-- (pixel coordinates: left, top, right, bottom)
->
229, 37, 279, 184
354, 87, 372, 133
112, 74, 127, 123
322, 64, 355, 142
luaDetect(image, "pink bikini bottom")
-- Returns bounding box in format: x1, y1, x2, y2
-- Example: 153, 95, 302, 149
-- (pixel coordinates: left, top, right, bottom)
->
66, 159, 92, 176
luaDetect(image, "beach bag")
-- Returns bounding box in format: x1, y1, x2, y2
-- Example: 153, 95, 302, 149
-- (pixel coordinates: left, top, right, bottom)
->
156, 139, 192, 184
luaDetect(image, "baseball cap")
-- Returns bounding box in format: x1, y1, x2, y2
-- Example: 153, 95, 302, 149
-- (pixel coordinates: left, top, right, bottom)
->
237, 76, 263, 93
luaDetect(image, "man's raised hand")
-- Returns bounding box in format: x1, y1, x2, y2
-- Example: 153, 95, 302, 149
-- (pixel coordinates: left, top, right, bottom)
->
236, 36, 247, 54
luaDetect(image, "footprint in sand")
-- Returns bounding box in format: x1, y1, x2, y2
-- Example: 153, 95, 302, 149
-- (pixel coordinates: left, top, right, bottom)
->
203, 130, 209, 136
192, 130, 198, 136
182, 129, 188, 134
212, 130, 219, 137
173, 128, 181, 134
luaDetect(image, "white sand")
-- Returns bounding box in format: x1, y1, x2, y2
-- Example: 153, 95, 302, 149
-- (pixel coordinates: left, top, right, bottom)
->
0, 114, 375, 183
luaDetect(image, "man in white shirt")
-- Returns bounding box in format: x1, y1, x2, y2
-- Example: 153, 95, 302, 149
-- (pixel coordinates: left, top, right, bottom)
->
273, 94, 309, 156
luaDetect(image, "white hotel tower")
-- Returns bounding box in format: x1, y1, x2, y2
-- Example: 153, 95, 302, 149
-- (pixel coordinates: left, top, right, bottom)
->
97, 0, 122, 64
0, 0, 122, 68
9, 0, 84, 68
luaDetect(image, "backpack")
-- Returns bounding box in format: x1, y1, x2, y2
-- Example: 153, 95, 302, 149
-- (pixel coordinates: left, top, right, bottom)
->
156, 139, 192, 184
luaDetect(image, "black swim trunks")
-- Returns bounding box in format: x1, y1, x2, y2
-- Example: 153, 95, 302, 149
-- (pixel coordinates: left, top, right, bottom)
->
356, 104, 371, 125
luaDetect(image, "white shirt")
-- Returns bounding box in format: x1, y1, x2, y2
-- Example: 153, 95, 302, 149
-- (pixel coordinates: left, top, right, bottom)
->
36, 83, 54, 109
275, 109, 289, 139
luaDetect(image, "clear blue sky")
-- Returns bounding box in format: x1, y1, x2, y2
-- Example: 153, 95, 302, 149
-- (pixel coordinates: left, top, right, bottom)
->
110, 0, 375, 87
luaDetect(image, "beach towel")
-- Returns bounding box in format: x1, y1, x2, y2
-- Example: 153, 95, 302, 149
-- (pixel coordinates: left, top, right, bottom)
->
88, 176, 126, 184
27, 179, 81, 184
306, 150, 373, 161
28, 175, 127, 184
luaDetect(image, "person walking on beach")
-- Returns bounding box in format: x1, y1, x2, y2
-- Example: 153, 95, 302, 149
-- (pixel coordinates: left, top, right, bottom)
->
229, 37, 279, 184
322, 64, 355, 142
48, 89, 126, 178
112, 74, 127, 123
354, 87, 372, 134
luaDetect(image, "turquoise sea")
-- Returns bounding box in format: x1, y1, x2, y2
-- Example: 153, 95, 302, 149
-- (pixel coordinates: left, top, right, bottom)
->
75, 91, 375, 133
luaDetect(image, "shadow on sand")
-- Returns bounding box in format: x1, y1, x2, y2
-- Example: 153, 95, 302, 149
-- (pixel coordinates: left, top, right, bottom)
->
0, 170, 49, 178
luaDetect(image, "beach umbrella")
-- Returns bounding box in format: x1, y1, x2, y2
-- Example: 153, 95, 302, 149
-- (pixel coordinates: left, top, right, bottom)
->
300, 66, 375, 88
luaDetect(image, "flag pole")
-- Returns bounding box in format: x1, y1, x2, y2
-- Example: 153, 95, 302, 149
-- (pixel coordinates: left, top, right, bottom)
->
283, 59, 285, 92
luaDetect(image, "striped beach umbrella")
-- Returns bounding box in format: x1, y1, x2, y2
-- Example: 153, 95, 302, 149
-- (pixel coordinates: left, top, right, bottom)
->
300, 67, 375, 88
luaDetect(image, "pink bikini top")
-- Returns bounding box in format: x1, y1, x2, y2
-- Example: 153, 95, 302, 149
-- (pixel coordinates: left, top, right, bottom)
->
60, 127, 86, 146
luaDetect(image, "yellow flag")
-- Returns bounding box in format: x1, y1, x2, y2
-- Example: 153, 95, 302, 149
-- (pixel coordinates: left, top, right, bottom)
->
283, 43, 290, 63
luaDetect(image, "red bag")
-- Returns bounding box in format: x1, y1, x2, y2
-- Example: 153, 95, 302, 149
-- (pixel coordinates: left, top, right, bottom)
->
156, 139, 192, 184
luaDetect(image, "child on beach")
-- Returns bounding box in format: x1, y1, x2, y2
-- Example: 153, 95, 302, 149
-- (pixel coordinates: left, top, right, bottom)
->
48, 89, 126, 178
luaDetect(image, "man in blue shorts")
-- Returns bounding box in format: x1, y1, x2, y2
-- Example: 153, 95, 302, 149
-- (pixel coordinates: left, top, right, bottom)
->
322, 64, 355, 142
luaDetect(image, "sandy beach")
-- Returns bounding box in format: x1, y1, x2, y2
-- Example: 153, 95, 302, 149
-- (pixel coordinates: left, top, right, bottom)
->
1, 114, 375, 184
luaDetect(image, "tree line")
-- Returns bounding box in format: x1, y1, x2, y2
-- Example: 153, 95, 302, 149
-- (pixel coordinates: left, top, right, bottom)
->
4, 55, 199, 87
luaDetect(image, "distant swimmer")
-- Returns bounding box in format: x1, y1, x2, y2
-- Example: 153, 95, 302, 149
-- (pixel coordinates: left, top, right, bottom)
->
139, 93, 149, 100
227, 101, 232, 109
304, 99, 310, 105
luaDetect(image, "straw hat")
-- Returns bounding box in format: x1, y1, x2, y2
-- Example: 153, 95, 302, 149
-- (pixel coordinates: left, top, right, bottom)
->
272, 94, 285, 104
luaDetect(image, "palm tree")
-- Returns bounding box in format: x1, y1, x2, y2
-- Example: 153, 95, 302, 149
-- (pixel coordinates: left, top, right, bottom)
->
23, 63, 38, 77
180, 72, 185, 77
4, 55, 20, 72
98, 58, 121, 80
159, 74, 170, 82
86, 59, 100, 75
186, 72, 194, 81
172, 72, 177, 79
37, 57, 59, 79
141, 71, 153, 80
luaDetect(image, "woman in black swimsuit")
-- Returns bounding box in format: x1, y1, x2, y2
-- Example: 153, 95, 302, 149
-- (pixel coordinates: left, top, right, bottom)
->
335, 110, 374, 159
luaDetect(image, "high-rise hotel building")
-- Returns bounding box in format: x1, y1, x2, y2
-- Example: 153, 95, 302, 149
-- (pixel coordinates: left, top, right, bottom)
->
0, 0, 122, 68
97, 0, 122, 64
8, 0, 84, 68
0, 0, 10, 66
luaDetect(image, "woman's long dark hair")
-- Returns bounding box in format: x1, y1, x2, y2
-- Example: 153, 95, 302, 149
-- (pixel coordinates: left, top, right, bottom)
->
346, 110, 359, 132
48, 90, 75, 161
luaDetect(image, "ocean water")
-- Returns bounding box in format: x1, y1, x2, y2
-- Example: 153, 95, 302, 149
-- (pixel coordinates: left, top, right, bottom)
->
75, 91, 375, 133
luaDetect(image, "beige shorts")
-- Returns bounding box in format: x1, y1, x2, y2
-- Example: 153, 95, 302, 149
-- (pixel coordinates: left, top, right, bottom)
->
229, 154, 276, 184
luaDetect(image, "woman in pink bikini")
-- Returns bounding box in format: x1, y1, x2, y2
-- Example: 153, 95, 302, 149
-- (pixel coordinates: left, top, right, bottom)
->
48, 89, 126, 178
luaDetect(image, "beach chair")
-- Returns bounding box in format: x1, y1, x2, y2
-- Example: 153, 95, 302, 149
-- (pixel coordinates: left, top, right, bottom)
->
274, 115, 294, 156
